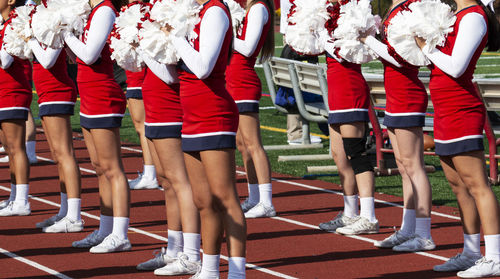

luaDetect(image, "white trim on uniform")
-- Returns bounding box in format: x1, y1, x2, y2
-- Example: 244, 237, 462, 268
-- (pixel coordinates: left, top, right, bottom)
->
434, 134, 483, 144
144, 122, 183, 126
126, 87, 141, 90
328, 108, 369, 114
39, 101, 76, 107
235, 100, 259, 104
79, 112, 125, 118
181, 131, 237, 138
384, 111, 426, 116
0, 107, 29, 112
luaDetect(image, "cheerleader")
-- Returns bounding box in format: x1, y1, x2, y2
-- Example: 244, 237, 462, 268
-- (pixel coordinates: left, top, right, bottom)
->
168, 0, 247, 277
26, 0, 83, 233
63, 0, 131, 253
318, 0, 379, 235
0, 0, 33, 217
225, 0, 275, 218
358, 0, 434, 251
414, 0, 500, 276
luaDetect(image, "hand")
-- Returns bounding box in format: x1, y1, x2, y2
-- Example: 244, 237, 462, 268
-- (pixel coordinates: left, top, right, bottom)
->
415, 36, 426, 50
161, 24, 172, 36
21, 35, 31, 43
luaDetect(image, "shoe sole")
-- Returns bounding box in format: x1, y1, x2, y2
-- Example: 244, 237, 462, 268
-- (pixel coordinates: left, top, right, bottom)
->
244, 213, 277, 219
393, 246, 436, 252
43, 227, 84, 233
0, 211, 31, 217
89, 245, 132, 254
336, 230, 379, 235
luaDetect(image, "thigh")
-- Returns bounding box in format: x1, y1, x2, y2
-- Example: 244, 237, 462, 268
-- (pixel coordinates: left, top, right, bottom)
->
153, 138, 187, 178
127, 98, 145, 124
41, 115, 73, 152
450, 151, 489, 187
184, 151, 213, 206
238, 113, 263, 146
1, 120, 26, 149
339, 122, 366, 138
82, 128, 100, 167
89, 128, 123, 169
393, 127, 424, 162
200, 149, 237, 202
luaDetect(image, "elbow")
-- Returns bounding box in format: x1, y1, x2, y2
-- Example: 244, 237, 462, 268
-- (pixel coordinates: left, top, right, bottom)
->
40, 60, 56, 70
449, 69, 465, 79
81, 56, 98, 65
195, 70, 210, 80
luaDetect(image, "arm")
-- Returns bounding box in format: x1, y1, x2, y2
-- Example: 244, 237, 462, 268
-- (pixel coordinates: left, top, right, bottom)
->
63, 6, 115, 65
363, 35, 401, 67
324, 40, 342, 62
28, 39, 62, 69
0, 47, 13, 69
280, 0, 291, 34
172, 6, 229, 79
422, 13, 486, 78
142, 54, 179, 84
233, 3, 268, 57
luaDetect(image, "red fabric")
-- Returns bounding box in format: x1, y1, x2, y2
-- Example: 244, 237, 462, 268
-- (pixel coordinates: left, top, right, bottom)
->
142, 68, 182, 124
125, 69, 146, 88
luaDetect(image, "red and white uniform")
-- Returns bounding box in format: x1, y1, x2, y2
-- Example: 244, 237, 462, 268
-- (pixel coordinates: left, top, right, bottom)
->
28, 40, 77, 117
226, 2, 271, 113
64, 0, 126, 129
364, 0, 428, 128
141, 55, 182, 139
0, 17, 32, 121
172, 0, 238, 152
423, 5, 488, 156
125, 69, 146, 99
323, 2, 370, 125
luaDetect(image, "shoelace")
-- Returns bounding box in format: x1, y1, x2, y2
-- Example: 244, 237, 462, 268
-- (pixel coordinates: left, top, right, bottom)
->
475, 257, 492, 265
152, 248, 166, 260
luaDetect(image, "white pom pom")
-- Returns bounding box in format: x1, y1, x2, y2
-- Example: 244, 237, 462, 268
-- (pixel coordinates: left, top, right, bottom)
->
138, 20, 177, 65
110, 3, 149, 72
223, 0, 245, 34
285, 0, 330, 55
3, 5, 36, 60
387, 0, 455, 66
332, 0, 380, 64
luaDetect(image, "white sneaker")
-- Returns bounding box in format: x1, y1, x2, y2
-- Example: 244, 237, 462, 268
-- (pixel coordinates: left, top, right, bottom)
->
154, 252, 200, 276
0, 199, 13, 209
189, 266, 219, 279
0, 201, 30, 216
36, 214, 63, 228
336, 217, 379, 235
136, 247, 176, 271
434, 253, 482, 272
287, 135, 322, 145
457, 257, 500, 278
43, 217, 84, 233
374, 230, 414, 248
128, 172, 159, 190
72, 230, 107, 248
244, 203, 276, 218
392, 235, 436, 252
0, 155, 9, 163
240, 199, 257, 213
89, 234, 132, 253
318, 212, 359, 232
0, 146, 5, 153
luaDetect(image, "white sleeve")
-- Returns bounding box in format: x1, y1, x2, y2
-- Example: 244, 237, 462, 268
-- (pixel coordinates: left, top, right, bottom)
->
0, 47, 13, 69
172, 6, 229, 80
63, 6, 115, 65
280, 0, 291, 34
142, 54, 179, 84
324, 40, 342, 62
233, 4, 268, 57
423, 13, 486, 78
364, 35, 401, 67
28, 39, 62, 69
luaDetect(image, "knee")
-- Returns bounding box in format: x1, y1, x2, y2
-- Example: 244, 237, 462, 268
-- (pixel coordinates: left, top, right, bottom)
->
343, 137, 373, 174
91, 160, 104, 176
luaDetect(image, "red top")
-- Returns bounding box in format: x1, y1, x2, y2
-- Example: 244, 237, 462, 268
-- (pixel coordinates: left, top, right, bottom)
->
125, 69, 146, 88
33, 50, 76, 100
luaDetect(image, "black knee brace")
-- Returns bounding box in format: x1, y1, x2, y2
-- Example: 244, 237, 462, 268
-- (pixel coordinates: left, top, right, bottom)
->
342, 137, 373, 174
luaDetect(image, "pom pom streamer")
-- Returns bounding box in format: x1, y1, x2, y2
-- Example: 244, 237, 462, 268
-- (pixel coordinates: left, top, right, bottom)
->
31, 0, 91, 49
223, 0, 245, 34
387, 0, 455, 66
110, 2, 150, 72
332, 0, 380, 64
285, 0, 329, 55
139, 0, 201, 65
3, 5, 36, 60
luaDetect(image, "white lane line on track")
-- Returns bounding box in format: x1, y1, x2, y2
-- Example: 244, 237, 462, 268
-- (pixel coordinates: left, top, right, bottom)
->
0, 247, 73, 279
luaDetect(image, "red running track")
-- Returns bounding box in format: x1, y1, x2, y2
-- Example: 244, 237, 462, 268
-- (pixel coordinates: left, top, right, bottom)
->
0, 129, 484, 278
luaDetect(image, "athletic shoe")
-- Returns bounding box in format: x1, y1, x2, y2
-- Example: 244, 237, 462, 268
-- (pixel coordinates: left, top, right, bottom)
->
0, 199, 12, 209
43, 217, 84, 233
287, 135, 322, 145
89, 234, 132, 253
374, 230, 414, 248
0, 201, 30, 216
433, 253, 481, 272
72, 230, 107, 248
336, 217, 379, 235
128, 172, 159, 190
392, 235, 436, 252
457, 257, 500, 278
36, 214, 63, 228
318, 211, 359, 232
244, 203, 276, 218
190, 265, 219, 279
0, 146, 5, 153
0, 155, 9, 163
240, 199, 257, 213
154, 252, 200, 276
136, 247, 176, 271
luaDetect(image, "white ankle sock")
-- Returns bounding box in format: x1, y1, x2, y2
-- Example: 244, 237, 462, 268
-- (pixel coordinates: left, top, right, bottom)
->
111, 217, 129, 240
200, 253, 220, 278
343, 195, 358, 217
400, 209, 416, 237
258, 183, 272, 206
360, 197, 377, 223
58, 192, 68, 217
66, 198, 81, 221
98, 215, 113, 237
228, 257, 246, 279
484, 234, 500, 263
167, 230, 183, 258
26, 141, 36, 157
8, 183, 16, 201
415, 217, 431, 239
143, 165, 156, 178
14, 184, 29, 204
463, 233, 481, 258
247, 183, 259, 205
183, 233, 201, 262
